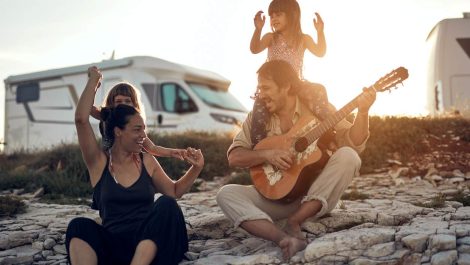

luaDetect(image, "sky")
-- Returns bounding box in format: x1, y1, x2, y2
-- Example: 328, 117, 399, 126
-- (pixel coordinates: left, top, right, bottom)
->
1, 0, 469, 145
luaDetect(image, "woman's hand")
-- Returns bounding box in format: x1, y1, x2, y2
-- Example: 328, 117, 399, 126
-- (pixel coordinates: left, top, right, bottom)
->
171, 148, 188, 160
183, 148, 204, 170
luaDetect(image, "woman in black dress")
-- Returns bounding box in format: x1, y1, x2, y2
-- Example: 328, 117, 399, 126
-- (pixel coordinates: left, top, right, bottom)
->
66, 66, 204, 265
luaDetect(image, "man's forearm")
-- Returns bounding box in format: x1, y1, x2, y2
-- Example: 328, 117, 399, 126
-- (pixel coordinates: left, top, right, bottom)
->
349, 111, 369, 146
228, 147, 267, 168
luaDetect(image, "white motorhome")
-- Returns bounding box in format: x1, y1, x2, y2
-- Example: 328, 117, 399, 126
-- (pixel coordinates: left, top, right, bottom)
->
3, 56, 247, 153
426, 13, 470, 117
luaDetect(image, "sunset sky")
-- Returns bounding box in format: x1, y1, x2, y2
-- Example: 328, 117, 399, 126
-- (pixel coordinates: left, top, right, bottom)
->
1, 0, 469, 144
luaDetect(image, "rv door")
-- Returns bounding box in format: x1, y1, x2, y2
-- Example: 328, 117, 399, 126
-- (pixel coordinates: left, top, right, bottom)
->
142, 82, 198, 132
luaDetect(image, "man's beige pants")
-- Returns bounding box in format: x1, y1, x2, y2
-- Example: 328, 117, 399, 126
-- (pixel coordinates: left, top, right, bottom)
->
216, 147, 361, 228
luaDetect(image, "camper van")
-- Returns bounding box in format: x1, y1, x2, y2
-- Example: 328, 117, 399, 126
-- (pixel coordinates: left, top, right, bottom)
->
426, 13, 470, 117
3, 56, 247, 153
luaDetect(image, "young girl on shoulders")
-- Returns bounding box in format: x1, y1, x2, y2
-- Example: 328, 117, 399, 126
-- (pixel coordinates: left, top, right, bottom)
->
250, 0, 326, 77
249, 0, 330, 145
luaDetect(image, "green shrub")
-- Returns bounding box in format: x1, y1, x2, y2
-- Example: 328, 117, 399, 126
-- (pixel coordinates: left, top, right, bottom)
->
148, 131, 233, 180
450, 190, 470, 206
0, 196, 27, 216
360, 116, 470, 173
341, 189, 369, 201
413, 193, 447, 208
0, 117, 467, 202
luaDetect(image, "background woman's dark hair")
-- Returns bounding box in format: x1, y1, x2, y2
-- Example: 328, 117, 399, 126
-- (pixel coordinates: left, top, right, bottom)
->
257, 60, 302, 95
99, 105, 140, 148
104, 82, 142, 111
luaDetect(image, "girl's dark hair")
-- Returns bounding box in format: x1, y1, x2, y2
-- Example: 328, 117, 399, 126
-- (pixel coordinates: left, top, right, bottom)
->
104, 82, 142, 111
268, 0, 303, 48
99, 104, 140, 148
257, 60, 302, 95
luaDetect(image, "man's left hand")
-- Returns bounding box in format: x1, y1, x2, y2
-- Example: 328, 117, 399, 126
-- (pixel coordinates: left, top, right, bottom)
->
357, 87, 376, 114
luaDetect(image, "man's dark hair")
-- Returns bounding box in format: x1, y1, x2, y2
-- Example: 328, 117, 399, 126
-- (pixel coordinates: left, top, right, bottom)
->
257, 60, 301, 94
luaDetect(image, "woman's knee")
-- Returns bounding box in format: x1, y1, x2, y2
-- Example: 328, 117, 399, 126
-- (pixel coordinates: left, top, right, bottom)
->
153, 195, 181, 215
66, 217, 97, 239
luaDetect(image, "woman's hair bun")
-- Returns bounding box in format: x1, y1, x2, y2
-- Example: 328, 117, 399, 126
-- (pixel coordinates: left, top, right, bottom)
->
100, 107, 112, 121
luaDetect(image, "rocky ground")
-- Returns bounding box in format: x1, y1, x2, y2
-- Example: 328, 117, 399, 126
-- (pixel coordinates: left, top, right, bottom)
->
1, 160, 470, 265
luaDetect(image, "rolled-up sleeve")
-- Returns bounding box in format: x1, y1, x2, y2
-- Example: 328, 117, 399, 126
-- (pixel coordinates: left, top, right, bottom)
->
227, 112, 254, 157
334, 119, 369, 154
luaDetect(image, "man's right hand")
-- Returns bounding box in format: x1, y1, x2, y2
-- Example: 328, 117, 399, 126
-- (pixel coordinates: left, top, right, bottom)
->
263, 149, 294, 170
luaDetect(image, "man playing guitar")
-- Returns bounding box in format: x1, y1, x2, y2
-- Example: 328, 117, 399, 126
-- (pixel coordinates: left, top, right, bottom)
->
216, 60, 377, 261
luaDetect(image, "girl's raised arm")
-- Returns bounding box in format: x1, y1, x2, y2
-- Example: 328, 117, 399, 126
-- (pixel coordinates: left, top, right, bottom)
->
250, 11, 272, 54
75, 66, 106, 186
304, 12, 326, 57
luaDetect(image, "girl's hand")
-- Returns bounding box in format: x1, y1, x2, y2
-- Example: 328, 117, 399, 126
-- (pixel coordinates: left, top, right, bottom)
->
87, 66, 102, 88
184, 148, 204, 170
171, 148, 187, 161
90, 106, 101, 120
254, 10, 265, 30
313, 12, 324, 32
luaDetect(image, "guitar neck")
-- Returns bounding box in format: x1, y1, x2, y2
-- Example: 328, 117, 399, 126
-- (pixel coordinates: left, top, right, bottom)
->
304, 93, 363, 143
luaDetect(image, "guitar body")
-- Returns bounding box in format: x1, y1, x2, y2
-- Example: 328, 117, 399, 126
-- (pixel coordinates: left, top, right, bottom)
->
250, 116, 331, 203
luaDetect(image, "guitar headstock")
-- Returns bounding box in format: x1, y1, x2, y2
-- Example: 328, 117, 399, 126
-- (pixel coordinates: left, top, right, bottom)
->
372, 67, 409, 92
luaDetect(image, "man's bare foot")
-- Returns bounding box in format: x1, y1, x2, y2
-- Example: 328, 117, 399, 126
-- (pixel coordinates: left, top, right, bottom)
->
279, 236, 308, 261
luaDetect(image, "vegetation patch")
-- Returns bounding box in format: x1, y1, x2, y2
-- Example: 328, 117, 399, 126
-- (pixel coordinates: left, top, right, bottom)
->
449, 190, 470, 206
0, 117, 468, 203
413, 193, 447, 208
341, 189, 369, 201
0, 196, 27, 216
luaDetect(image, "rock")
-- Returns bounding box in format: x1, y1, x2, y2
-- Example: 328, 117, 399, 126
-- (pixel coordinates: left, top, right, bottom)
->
428, 234, 456, 253
402, 233, 429, 252
0, 231, 34, 250
43, 238, 56, 250
362, 242, 395, 258
4, 170, 470, 264
430, 250, 457, 265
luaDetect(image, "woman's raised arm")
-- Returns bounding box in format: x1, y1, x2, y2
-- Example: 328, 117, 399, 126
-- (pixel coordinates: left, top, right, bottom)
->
75, 66, 106, 186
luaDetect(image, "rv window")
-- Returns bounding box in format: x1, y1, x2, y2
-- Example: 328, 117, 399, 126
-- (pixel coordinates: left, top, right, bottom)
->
457, 38, 470, 58
161, 83, 197, 113
188, 83, 247, 112
16, 83, 40, 103
142, 83, 158, 110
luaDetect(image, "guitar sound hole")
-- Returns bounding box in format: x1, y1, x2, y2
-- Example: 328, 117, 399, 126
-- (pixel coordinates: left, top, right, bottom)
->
295, 137, 308, 152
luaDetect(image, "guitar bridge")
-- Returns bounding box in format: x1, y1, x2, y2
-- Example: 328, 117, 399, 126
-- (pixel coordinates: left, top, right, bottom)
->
263, 164, 282, 186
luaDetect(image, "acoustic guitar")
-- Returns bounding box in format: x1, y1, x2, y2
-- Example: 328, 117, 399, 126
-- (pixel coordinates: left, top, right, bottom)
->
250, 67, 409, 203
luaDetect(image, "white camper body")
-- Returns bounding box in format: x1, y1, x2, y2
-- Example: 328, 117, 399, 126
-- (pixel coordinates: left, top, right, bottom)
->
3, 56, 247, 153
426, 13, 470, 117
